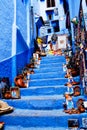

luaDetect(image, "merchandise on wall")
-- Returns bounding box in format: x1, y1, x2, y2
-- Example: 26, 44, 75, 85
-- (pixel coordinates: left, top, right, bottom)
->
57, 34, 67, 49
72, 3, 87, 91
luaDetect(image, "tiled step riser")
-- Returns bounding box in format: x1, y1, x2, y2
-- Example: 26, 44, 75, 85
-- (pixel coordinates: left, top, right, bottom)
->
39, 63, 65, 68
40, 60, 65, 64
41, 56, 65, 62
30, 73, 65, 80
34, 64, 63, 71
34, 68, 65, 74
40, 61, 66, 65
39, 64, 64, 69
5, 95, 84, 110
5, 98, 65, 110
30, 74, 80, 81
33, 55, 65, 66
4, 126, 68, 130
29, 78, 68, 86
20, 86, 67, 96
0, 114, 84, 127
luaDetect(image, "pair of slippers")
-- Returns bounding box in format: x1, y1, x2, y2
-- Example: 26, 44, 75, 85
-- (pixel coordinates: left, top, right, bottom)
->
0, 100, 14, 115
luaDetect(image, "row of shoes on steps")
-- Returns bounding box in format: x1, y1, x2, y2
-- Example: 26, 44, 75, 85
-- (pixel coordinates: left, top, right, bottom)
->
0, 50, 43, 127
0, 77, 11, 99
14, 50, 42, 88
63, 53, 86, 114
0, 51, 41, 99
0, 100, 14, 129
0, 78, 14, 127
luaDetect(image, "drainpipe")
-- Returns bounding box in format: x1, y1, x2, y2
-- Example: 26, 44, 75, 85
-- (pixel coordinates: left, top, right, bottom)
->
12, 0, 17, 86
26, 0, 30, 48
67, 0, 75, 54
26, 0, 33, 62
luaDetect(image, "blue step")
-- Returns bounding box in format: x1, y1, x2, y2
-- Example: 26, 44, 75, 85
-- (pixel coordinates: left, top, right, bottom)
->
39, 63, 65, 69
29, 78, 68, 87
4, 95, 86, 110
30, 73, 80, 81
4, 126, 68, 130
0, 109, 87, 128
30, 72, 65, 80
34, 67, 65, 74
3, 95, 65, 110
20, 85, 67, 96
0, 54, 84, 129
41, 55, 65, 62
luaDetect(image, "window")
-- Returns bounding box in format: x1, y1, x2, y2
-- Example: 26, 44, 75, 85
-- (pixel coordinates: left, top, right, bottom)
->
53, 26, 59, 32
47, 0, 55, 7
48, 14, 52, 20
51, 20, 59, 32
46, 10, 53, 20
47, 28, 51, 33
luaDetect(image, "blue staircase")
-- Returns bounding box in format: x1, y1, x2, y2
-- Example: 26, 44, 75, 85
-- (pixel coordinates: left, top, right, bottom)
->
0, 55, 87, 130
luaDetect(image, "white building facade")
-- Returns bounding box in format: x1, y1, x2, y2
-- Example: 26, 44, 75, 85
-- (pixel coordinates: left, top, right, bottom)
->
32, 0, 67, 37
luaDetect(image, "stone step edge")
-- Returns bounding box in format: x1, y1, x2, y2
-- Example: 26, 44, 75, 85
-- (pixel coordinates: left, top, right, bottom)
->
21, 85, 66, 89
32, 71, 65, 75
40, 61, 65, 64
4, 94, 64, 101
29, 77, 67, 82
31, 71, 65, 75
2, 108, 87, 117
34, 66, 64, 70
4, 125, 68, 130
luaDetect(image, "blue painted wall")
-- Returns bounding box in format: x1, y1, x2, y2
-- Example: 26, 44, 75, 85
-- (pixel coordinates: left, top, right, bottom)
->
16, 49, 33, 75
68, 0, 80, 19
16, 0, 27, 52
67, 0, 80, 53
0, 0, 29, 59
0, 0, 14, 61
0, 0, 34, 85
0, 48, 33, 85
16, 28, 28, 54
0, 58, 12, 82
